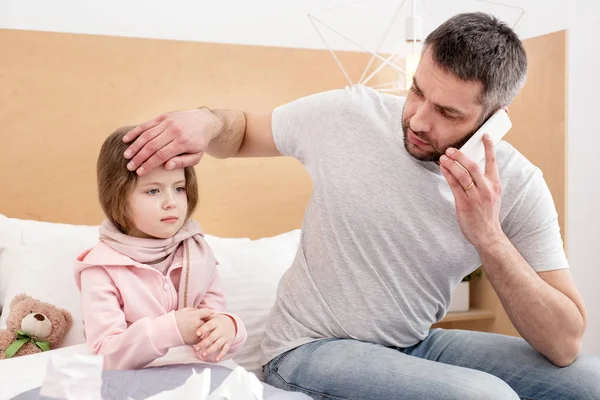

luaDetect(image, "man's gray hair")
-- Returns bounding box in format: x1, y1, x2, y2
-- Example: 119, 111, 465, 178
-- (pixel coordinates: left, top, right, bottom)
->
424, 12, 527, 113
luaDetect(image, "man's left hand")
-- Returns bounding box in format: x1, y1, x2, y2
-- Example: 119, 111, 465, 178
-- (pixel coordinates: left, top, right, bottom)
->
439, 134, 506, 250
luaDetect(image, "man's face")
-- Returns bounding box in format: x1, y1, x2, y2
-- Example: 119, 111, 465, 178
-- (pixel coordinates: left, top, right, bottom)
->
402, 48, 487, 162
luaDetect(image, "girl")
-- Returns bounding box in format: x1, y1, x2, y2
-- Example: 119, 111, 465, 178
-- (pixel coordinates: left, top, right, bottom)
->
74, 126, 246, 370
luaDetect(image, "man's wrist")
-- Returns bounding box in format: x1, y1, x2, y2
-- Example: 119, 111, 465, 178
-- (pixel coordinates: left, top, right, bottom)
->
474, 232, 511, 262
199, 107, 224, 142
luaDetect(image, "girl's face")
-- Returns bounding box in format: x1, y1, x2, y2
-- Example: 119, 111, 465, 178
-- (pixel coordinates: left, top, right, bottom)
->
127, 166, 188, 239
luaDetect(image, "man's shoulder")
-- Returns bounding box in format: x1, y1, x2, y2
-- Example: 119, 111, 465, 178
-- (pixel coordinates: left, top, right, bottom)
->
496, 141, 540, 175
276, 84, 404, 121
338, 85, 405, 125
346, 84, 406, 107
307, 84, 404, 109
495, 141, 545, 197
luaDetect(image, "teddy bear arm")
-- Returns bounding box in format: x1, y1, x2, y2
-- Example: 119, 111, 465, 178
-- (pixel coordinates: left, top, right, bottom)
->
0, 330, 14, 357
2, 341, 43, 359
15, 341, 43, 357
0, 331, 45, 359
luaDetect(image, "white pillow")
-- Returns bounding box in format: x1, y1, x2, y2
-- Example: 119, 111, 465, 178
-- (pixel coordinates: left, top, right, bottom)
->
213, 230, 301, 381
205, 234, 252, 248
0, 214, 18, 309
0, 216, 99, 311
0, 228, 99, 347
0, 214, 250, 310
0, 216, 251, 332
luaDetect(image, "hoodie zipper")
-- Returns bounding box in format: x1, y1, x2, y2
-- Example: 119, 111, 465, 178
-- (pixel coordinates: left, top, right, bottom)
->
140, 266, 179, 312
81, 243, 185, 312
163, 275, 172, 311
144, 263, 183, 312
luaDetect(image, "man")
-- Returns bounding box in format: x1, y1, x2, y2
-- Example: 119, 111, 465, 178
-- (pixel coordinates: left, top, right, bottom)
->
121, 12, 599, 400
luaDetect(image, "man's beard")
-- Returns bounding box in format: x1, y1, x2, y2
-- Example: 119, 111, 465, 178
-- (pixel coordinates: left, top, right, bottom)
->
401, 118, 475, 162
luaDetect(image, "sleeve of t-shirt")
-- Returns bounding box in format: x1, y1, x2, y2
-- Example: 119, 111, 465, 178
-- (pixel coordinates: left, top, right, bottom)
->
507, 170, 569, 272
271, 87, 352, 164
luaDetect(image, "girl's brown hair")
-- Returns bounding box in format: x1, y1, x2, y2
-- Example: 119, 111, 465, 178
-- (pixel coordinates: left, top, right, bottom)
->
97, 126, 199, 233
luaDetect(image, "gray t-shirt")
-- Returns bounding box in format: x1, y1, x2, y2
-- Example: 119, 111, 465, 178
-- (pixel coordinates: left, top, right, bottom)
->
259, 84, 568, 365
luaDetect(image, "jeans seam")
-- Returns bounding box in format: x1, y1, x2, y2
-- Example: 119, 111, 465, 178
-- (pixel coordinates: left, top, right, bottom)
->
271, 369, 348, 400
269, 349, 292, 371
267, 347, 348, 400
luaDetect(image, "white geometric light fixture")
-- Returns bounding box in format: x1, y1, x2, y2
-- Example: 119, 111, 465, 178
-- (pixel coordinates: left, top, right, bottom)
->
403, 2, 424, 90
307, 0, 525, 95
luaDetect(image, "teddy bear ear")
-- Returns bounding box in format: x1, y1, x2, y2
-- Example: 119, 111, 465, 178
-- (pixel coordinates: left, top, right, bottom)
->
10, 294, 30, 310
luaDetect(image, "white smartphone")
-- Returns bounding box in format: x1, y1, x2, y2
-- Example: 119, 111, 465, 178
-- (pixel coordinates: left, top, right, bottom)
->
459, 109, 512, 163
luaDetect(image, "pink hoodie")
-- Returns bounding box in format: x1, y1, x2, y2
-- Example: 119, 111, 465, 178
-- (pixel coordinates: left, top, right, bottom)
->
74, 223, 247, 370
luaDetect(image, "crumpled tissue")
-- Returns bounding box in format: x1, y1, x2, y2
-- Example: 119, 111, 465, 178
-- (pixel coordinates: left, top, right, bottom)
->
145, 365, 264, 400
37, 352, 264, 400
38, 352, 104, 400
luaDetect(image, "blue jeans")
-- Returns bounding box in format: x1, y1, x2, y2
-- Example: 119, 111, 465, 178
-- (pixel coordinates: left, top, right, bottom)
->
264, 329, 600, 400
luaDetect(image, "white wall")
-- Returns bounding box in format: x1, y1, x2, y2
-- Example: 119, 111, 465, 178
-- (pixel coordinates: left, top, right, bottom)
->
0, 0, 568, 52
1, 0, 597, 355
567, 2, 600, 356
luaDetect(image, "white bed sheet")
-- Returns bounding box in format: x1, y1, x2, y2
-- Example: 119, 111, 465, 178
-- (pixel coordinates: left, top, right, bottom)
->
0, 345, 239, 400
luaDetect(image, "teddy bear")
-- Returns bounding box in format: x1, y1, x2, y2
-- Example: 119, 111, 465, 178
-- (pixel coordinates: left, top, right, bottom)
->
0, 294, 72, 359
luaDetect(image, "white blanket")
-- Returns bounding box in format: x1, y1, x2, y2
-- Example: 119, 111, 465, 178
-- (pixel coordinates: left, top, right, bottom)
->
1, 346, 308, 400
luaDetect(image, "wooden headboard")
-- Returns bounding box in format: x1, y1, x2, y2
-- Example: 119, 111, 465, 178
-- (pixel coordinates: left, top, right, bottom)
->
0, 29, 374, 238
0, 29, 566, 242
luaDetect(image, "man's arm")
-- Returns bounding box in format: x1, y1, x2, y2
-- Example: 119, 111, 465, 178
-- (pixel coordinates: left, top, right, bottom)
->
208, 110, 278, 158
440, 135, 586, 367
478, 239, 587, 367
123, 108, 279, 176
